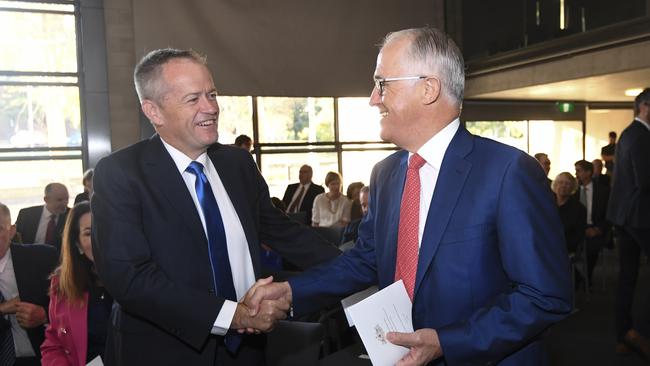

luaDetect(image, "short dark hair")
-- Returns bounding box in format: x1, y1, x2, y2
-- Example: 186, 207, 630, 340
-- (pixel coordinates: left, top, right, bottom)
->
134, 48, 207, 102
608, 131, 617, 139
234, 135, 252, 147
634, 88, 650, 116
575, 159, 593, 173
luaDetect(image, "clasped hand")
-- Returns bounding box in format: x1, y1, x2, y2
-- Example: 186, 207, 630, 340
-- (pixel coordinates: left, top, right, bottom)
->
232, 277, 292, 334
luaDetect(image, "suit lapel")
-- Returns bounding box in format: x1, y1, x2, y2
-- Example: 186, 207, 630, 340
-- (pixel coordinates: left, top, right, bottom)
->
384, 151, 409, 282
414, 127, 473, 297
142, 136, 207, 249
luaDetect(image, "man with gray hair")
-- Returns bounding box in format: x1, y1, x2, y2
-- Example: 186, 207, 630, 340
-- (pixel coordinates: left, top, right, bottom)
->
14, 183, 69, 251
246, 27, 571, 365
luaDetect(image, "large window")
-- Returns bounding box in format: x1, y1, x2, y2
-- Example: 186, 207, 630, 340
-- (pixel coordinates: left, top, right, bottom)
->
220, 95, 397, 198
0, 1, 83, 220
466, 120, 583, 179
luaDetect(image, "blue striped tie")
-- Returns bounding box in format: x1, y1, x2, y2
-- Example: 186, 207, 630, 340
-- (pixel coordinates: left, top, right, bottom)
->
0, 291, 15, 365
185, 161, 241, 353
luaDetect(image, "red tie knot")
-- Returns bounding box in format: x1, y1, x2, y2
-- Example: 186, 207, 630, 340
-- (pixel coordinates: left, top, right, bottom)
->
409, 153, 426, 170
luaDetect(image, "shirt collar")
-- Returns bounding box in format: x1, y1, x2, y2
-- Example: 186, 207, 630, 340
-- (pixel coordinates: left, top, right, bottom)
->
412, 118, 460, 170
635, 117, 650, 131
160, 138, 209, 175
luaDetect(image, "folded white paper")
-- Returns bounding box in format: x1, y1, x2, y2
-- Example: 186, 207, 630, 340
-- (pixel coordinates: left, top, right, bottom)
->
347, 280, 413, 366
341, 286, 379, 326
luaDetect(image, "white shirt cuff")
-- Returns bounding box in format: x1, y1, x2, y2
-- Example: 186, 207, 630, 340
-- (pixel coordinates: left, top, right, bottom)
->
211, 300, 237, 335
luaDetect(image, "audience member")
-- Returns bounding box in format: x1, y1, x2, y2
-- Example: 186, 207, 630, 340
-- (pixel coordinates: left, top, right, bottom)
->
601, 131, 617, 175
534, 152, 552, 187
41, 201, 113, 366
607, 88, 650, 357
14, 183, 69, 251
311, 171, 352, 229
552, 172, 586, 254
73, 169, 94, 205
246, 27, 571, 365
574, 160, 610, 283
346, 182, 365, 221
281, 164, 324, 225
591, 158, 610, 187
91, 48, 340, 365
340, 185, 369, 245
233, 134, 253, 152
0, 202, 58, 366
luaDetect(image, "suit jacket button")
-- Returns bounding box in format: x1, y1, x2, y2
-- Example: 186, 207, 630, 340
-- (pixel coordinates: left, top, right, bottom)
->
208, 289, 215, 293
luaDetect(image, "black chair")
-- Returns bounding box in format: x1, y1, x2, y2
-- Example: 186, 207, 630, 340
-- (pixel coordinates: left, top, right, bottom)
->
266, 320, 324, 366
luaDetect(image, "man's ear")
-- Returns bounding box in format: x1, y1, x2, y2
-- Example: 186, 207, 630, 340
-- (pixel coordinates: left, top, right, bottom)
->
142, 99, 163, 128
422, 77, 441, 105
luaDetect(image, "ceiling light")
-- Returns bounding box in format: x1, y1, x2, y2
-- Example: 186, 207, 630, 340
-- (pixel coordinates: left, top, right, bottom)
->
625, 88, 643, 97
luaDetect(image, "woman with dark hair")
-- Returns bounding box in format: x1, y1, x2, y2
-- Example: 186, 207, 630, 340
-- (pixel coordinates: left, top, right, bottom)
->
346, 181, 365, 221
41, 202, 113, 365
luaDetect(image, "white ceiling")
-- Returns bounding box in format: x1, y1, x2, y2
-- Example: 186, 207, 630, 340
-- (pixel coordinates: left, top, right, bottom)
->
468, 68, 650, 102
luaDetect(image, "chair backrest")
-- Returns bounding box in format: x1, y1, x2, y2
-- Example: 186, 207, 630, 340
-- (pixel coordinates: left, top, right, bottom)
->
266, 320, 324, 366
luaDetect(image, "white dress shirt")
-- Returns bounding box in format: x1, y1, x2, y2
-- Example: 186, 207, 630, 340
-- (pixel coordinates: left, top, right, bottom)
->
411, 118, 460, 248
0, 248, 36, 357
161, 139, 256, 336
33, 206, 56, 244
288, 183, 311, 212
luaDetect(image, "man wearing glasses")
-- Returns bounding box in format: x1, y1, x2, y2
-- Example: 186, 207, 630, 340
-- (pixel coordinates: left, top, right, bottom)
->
246, 27, 571, 365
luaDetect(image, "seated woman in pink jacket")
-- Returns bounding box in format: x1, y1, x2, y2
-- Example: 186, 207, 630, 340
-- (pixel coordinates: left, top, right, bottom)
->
41, 201, 113, 365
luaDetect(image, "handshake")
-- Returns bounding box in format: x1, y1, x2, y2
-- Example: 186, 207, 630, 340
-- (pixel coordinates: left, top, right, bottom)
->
231, 276, 293, 334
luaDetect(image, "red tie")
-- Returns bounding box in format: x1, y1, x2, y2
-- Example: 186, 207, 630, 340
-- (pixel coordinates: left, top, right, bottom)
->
45, 214, 57, 245
395, 153, 426, 301
288, 185, 306, 213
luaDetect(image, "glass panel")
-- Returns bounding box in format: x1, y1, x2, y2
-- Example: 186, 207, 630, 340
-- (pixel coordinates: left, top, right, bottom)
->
585, 108, 631, 174
0, 158, 83, 224
341, 150, 395, 187
0, 11, 77, 72
529, 120, 583, 179
260, 152, 338, 199
0, 75, 77, 84
0, 149, 81, 158
465, 121, 528, 152
0, 1, 74, 12
0, 85, 81, 148
338, 97, 382, 142
217, 96, 254, 146
257, 97, 334, 143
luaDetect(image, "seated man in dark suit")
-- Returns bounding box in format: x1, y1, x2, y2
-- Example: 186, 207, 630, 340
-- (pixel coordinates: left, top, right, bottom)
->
282, 165, 324, 225
0, 203, 59, 366
574, 160, 610, 284
14, 182, 69, 251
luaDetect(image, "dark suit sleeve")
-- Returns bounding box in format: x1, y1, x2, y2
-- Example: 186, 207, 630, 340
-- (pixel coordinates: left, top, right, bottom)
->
630, 129, 650, 190
252, 163, 340, 269
91, 156, 221, 349
281, 185, 294, 207
437, 154, 572, 364
14, 209, 28, 244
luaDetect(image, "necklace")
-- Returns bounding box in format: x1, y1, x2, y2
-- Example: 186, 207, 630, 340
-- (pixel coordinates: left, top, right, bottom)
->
326, 193, 340, 214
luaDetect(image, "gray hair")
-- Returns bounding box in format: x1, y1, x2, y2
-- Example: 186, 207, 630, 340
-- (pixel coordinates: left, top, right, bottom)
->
134, 48, 207, 103
382, 27, 465, 105
0, 203, 10, 223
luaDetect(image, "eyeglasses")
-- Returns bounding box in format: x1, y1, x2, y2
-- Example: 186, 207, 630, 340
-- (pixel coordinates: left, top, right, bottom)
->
373, 76, 428, 96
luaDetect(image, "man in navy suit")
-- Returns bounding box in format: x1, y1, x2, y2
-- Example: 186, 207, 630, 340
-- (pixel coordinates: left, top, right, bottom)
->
91, 49, 340, 365
607, 87, 650, 358
246, 27, 572, 365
